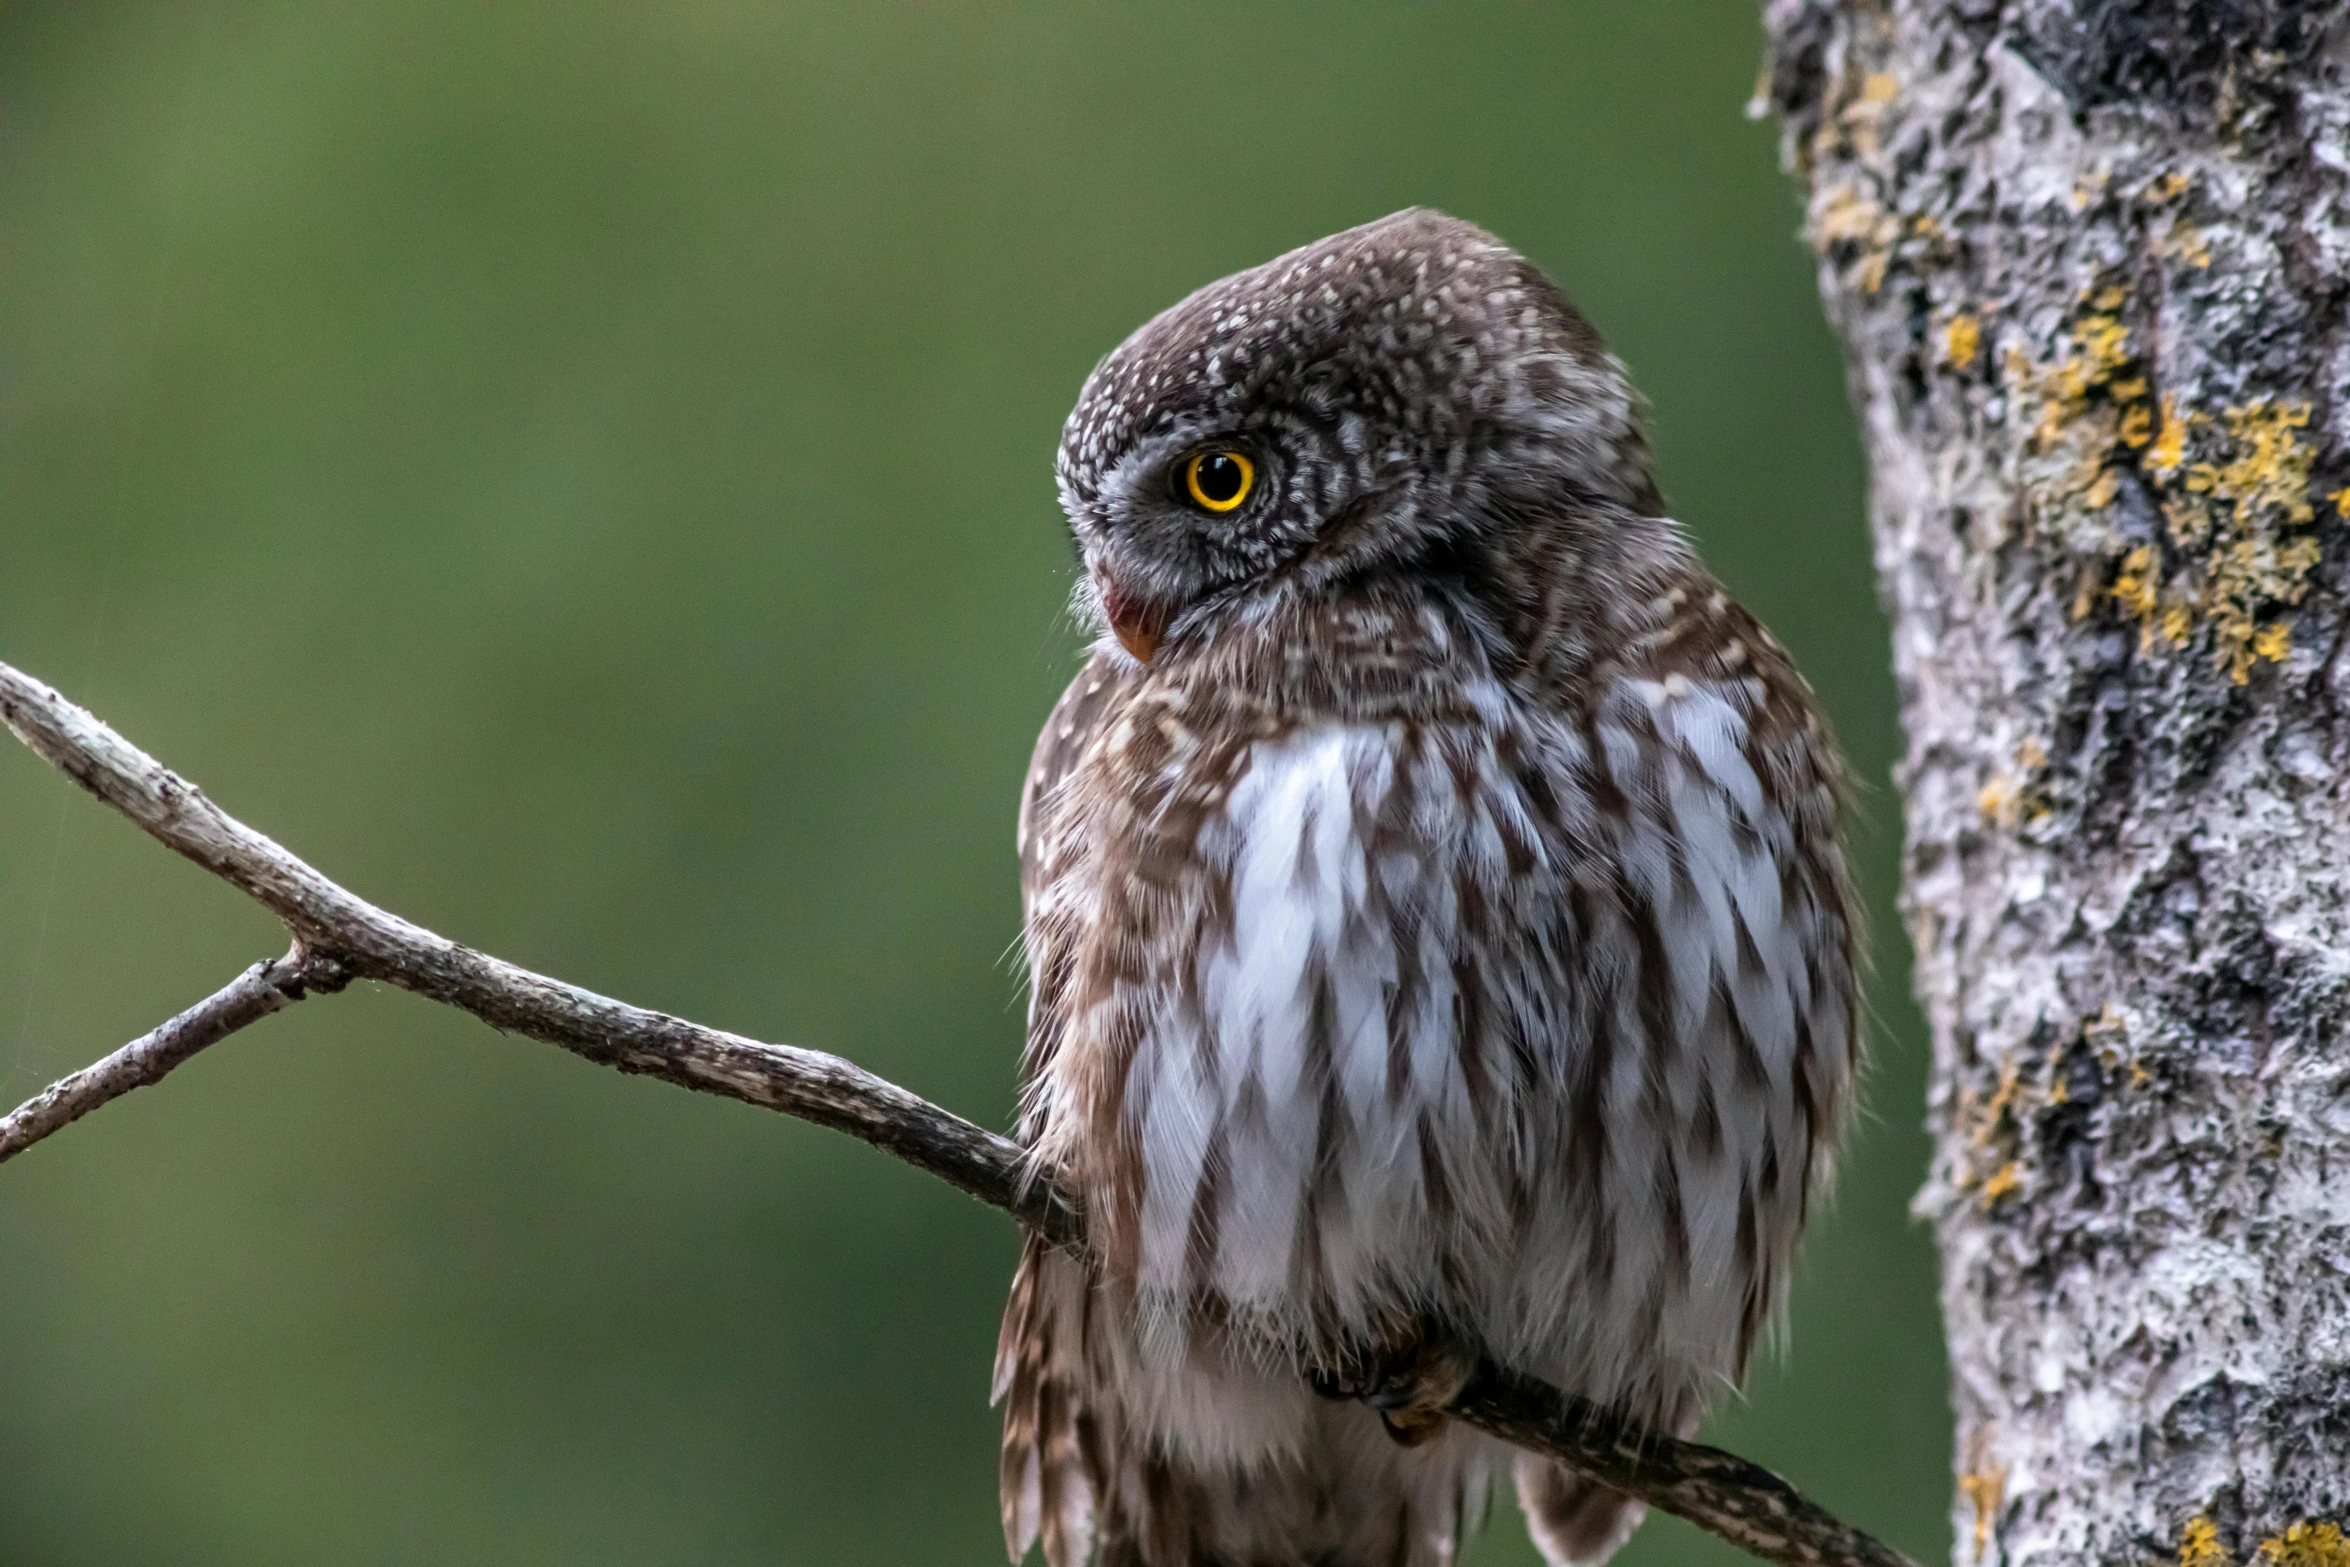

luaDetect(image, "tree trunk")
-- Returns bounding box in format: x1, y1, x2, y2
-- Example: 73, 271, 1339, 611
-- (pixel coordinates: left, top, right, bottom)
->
1758, 4, 2350, 1565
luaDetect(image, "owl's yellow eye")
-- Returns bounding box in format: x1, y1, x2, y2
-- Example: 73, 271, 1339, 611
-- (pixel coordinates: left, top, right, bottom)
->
1184, 449, 1255, 513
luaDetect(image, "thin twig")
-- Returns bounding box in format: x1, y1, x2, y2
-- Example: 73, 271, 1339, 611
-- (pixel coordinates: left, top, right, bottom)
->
0, 657, 1920, 1567
0, 662, 1079, 1248
0, 945, 335, 1162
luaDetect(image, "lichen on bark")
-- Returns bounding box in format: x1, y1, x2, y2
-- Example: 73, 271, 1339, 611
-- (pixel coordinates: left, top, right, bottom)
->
1759, 3, 2350, 1565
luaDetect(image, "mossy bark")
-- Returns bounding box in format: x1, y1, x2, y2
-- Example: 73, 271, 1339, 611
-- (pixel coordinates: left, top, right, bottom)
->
1760, 4, 2350, 1565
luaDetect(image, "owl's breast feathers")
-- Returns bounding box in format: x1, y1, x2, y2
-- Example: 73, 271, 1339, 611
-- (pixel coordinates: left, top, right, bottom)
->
1012, 577, 1853, 1407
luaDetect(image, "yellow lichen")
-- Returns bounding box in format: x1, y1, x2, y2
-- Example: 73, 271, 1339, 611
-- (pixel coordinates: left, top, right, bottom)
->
1976, 1058, 2024, 1143
1812, 183, 1885, 246
2029, 311, 2134, 443
2176, 402, 2325, 681
2075, 312, 2131, 372
1836, 72, 1902, 161
1983, 775, 2039, 831
1977, 738, 2052, 826
2144, 171, 2194, 205
1955, 1053, 2031, 1194
2165, 494, 2214, 548
1959, 1466, 2005, 1558
2155, 221, 2216, 268
2087, 396, 2327, 679
2257, 1523, 2350, 1567
2209, 533, 2324, 682
2112, 544, 2162, 645
2183, 1515, 2233, 1567
1946, 313, 1982, 371
1810, 181, 1902, 295
2072, 570, 2102, 622
2330, 486, 2350, 519
1845, 73, 1899, 125
2012, 308, 2145, 526
2197, 401, 2317, 527
1985, 224, 2321, 690
1979, 777, 2033, 832
2146, 394, 2191, 479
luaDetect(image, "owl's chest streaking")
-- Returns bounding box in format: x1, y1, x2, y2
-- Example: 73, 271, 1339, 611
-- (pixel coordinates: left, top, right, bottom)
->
1016, 597, 1852, 1404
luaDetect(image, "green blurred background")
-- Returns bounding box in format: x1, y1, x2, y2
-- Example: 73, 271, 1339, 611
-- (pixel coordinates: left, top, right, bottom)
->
0, 4, 1944, 1564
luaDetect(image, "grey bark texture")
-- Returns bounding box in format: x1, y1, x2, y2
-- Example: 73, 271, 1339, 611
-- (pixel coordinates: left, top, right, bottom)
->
1759, 4, 2350, 1566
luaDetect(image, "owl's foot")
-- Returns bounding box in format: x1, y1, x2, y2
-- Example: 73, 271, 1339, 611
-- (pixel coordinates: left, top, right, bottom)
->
1306, 1323, 1472, 1448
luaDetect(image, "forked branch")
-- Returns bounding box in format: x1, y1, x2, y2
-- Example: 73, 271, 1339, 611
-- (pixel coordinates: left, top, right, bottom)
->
0, 659, 1917, 1567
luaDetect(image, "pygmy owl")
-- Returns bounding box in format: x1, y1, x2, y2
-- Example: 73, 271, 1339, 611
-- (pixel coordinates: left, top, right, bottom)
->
995, 209, 1855, 1567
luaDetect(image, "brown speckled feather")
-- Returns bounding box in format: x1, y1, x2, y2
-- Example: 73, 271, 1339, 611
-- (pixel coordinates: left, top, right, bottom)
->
993, 210, 1855, 1567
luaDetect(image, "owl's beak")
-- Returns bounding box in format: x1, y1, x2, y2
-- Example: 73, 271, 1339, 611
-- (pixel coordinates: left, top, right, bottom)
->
1095, 570, 1172, 664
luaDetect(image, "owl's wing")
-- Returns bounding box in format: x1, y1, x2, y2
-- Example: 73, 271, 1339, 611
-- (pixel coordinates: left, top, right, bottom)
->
1011, 653, 1133, 1123
998, 653, 1133, 1566
1016, 651, 1129, 906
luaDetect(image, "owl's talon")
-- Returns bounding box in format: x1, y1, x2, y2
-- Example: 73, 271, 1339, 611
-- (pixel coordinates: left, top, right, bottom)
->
1379, 1407, 1449, 1447
1310, 1325, 1471, 1443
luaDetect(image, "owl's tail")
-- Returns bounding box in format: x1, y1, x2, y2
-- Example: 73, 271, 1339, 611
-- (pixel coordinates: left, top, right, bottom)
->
995, 1234, 1107, 1567
1513, 1390, 1705, 1567
1514, 1456, 1646, 1567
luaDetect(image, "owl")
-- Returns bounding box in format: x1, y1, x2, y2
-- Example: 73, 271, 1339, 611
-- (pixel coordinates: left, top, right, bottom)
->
994, 209, 1855, 1567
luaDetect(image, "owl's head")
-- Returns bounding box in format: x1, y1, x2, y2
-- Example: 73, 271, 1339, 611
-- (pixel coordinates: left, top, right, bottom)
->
1056, 208, 1663, 664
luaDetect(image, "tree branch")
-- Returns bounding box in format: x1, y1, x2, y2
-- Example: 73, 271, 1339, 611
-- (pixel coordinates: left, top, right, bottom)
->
0, 662, 1080, 1248
0, 657, 1918, 1567
0, 944, 334, 1162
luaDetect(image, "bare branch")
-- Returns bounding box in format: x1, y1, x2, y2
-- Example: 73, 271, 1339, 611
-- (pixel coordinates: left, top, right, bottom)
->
1452, 1365, 1918, 1567
0, 661, 1080, 1248
0, 945, 333, 1162
0, 657, 1919, 1567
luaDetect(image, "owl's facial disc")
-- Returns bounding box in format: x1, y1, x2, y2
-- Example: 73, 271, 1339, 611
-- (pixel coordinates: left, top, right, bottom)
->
1077, 435, 1281, 664
1058, 211, 1665, 672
